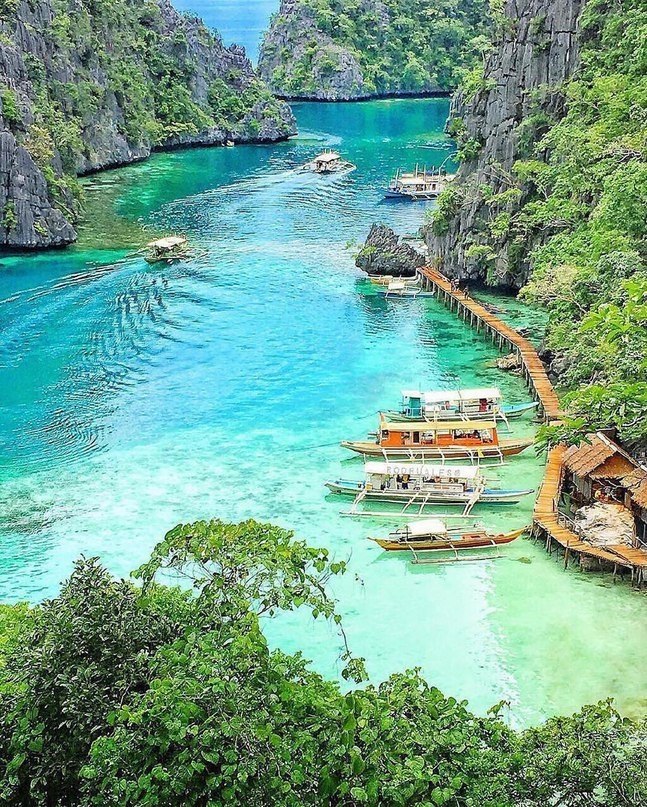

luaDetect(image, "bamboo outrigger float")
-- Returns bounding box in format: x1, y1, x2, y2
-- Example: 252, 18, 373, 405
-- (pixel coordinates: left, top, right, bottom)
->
341, 417, 533, 461
370, 518, 526, 553
382, 387, 538, 423
325, 461, 533, 512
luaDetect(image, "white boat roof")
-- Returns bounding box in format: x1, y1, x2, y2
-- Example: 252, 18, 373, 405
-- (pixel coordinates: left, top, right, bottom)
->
406, 518, 447, 537
388, 280, 407, 290
147, 236, 187, 249
365, 462, 479, 479
381, 419, 497, 432
315, 152, 340, 162
402, 388, 501, 403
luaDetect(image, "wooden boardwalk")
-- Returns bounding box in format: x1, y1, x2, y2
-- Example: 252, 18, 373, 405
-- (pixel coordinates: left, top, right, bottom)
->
532, 446, 647, 584
418, 267, 562, 422
419, 266, 647, 583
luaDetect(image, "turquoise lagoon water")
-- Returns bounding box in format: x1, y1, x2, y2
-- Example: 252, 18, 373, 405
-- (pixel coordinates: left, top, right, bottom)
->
173, 0, 278, 62
0, 100, 645, 725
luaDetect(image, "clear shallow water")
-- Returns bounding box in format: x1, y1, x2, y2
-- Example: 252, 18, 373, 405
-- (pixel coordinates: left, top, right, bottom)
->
173, 0, 278, 62
0, 99, 645, 725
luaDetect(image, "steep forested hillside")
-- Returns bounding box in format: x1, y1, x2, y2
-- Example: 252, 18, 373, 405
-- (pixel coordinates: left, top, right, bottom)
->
426, 0, 647, 448
258, 0, 490, 100
0, 0, 295, 249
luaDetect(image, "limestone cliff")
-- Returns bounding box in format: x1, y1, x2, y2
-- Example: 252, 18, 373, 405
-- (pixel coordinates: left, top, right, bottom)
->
258, 0, 489, 101
355, 224, 425, 278
0, 0, 296, 249
425, 0, 585, 288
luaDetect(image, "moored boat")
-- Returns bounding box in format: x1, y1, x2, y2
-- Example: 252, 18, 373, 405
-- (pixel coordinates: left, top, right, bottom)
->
370, 518, 526, 551
375, 279, 435, 298
303, 150, 356, 174
384, 167, 454, 200
325, 461, 533, 506
381, 387, 538, 422
341, 416, 533, 460
145, 236, 189, 264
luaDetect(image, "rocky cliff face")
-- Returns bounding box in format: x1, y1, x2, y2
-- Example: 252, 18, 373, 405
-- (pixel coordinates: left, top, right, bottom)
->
425, 0, 585, 288
355, 224, 425, 278
259, 0, 489, 101
0, 0, 296, 249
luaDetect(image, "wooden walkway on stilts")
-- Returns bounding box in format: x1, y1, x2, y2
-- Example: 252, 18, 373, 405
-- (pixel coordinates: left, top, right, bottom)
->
418, 267, 562, 421
418, 266, 647, 584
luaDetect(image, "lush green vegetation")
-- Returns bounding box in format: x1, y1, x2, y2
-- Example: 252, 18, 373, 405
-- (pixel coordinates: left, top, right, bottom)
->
1, 0, 288, 230
434, 0, 647, 448
261, 0, 490, 97
0, 518, 645, 805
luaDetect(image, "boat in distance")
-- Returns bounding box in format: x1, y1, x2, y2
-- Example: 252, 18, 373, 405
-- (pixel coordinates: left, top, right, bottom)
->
341, 417, 533, 461
374, 279, 435, 298
302, 150, 356, 173
144, 235, 189, 264
370, 518, 526, 551
382, 387, 539, 422
384, 167, 455, 200
325, 461, 533, 506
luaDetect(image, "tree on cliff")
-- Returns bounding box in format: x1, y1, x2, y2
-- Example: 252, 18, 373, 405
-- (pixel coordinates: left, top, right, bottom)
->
0, 519, 645, 805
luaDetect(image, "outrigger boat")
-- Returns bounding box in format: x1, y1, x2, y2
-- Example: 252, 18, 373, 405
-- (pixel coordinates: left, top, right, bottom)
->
302, 150, 356, 174
145, 236, 189, 264
382, 388, 538, 423
368, 275, 418, 286
375, 279, 435, 298
370, 518, 526, 552
325, 461, 533, 511
341, 416, 533, 461
384, 166, 454, 200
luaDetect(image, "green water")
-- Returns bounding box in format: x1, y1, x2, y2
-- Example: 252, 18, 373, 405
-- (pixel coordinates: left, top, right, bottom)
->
0, 99, 645, 726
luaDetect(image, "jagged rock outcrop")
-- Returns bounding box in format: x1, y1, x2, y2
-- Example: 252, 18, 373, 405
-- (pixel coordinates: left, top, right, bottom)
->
425, 0, 585, 288
259, 0, 489, 101
0, 0, 296, 249
355, 224, 425, 278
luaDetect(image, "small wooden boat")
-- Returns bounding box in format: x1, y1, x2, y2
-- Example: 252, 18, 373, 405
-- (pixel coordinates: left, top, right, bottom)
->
325, 460, 533, 508
381, 388, 538, 423
303, 150, 356, 174
371, 519, 526, 552
145, 236, 189, 264
341, 416, 533, 461
375, 279, 435, 298
368, 275, 418, 286
384, 167, 454, 200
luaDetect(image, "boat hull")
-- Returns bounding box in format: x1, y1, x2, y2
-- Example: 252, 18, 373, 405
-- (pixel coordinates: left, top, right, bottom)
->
340, 439, 533, 460
371, 528, 526, 552
381, 401, 539, 422
325, 481, 532, 505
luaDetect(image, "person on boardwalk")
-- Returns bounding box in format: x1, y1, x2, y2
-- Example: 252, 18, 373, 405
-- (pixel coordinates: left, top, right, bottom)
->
450, 278, 458, 294
464, 283, 470, 298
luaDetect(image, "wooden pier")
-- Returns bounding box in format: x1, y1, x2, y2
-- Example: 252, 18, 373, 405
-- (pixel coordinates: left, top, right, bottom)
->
418, 266, 647, 583
418, 267, 561, 421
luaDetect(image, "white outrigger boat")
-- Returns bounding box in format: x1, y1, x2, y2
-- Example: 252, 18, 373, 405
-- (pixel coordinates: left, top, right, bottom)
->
144, 236, 190, 264
375, 279, 435, 298
302, 150, 356, 174
382, 388, 538, 423
326, 461, 533, 515
384, 166, 454, 200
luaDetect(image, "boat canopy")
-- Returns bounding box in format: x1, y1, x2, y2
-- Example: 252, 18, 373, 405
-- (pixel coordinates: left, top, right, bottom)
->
388, 280, 407, 290
402, 388, 501, 403
380, 419, 497, 432
406, 519, 447, 537
315, 152, 340, 163
364, 462, 479, 479
147, 236, 187, 250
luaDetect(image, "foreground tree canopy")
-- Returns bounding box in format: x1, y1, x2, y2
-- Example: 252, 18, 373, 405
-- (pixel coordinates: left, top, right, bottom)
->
0, 519, 645, 805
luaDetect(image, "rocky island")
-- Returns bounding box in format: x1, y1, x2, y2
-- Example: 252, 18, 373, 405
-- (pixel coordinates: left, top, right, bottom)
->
0, 0, 295, 249
258, 0, 490, 100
